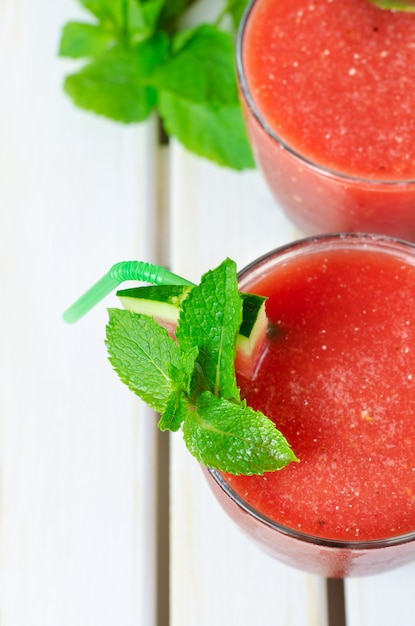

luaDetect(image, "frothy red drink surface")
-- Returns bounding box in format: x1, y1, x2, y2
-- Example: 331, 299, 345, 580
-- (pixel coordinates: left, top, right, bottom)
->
227, 244, 415, 542
243, 0, 415, 180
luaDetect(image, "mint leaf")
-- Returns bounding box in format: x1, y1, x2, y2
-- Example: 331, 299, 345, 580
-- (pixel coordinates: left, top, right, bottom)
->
176, 258, 242, 401
367, 0, 415, 10
106, 308, 182, 412
158, 389, 188, 432
126, 0, 165, 43
154, 25, 239, 105
176, 344, 199, 393
59, 22, 117, 59
183, 391, 297, 475
63, 37, 168, 123
159, 93, 255, 169
153, 24, 255, 169
79, 0, 125, 26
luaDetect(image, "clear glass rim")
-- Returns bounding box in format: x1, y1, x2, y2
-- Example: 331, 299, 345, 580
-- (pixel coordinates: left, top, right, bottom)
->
209, 232, 415, 551
236, 0, 415, 187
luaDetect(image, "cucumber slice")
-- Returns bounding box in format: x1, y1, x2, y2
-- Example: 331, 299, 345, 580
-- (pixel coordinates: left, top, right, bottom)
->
117, 285, 192, 337
117, 285, 268, 378
235, 293, 268, 378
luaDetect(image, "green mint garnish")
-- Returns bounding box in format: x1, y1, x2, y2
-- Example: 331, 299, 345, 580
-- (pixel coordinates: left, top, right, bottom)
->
183, 392, 296, 475
58, 0, 254, 170
367, 0, 415, 10
175, 257, 242, 401
106, 258, 297, 475
106, 311, 183, 411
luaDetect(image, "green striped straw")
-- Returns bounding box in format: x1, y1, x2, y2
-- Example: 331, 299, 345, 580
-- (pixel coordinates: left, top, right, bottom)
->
63, 261, 194, 324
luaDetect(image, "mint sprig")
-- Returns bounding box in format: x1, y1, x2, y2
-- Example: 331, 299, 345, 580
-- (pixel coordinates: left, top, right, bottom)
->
367, 0, 415, 10
105, 258, 297, 475
58, 0, 255, 170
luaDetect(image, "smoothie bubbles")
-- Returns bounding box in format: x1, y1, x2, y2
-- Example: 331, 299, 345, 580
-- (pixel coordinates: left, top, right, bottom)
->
236, 0, 415, 239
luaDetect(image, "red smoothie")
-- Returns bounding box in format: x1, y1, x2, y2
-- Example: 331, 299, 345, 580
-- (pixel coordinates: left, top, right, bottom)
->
237, 0, 415, 239
206, 235, 415, 576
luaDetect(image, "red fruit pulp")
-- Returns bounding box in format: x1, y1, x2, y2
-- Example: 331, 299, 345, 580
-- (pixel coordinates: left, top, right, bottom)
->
225, 239, 415, 543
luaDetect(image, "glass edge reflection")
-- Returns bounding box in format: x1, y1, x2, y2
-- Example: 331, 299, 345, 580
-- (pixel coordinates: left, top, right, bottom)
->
208, 467, 415, 551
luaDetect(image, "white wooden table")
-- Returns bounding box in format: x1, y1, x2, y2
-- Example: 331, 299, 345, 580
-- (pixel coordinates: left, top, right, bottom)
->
2, 1, 415, 624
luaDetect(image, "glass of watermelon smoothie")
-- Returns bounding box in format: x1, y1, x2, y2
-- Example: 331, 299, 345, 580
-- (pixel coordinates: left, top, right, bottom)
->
205, 233, 415, 577
237, 0, 415, 240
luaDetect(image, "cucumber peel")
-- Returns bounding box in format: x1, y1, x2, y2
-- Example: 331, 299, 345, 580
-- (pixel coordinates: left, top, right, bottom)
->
117, 285, 193, 337
117, 284, 268, 378
235, 293, 268, 378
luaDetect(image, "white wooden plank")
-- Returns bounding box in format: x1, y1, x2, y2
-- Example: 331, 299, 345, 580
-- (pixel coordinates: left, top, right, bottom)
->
0, 2, 159, 624
169, 147, 302, 281
345, 562, 415, 625
168, 141, 327, 626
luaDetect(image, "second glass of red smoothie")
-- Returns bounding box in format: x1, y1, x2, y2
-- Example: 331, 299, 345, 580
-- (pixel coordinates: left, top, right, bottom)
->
237, 0, 415, 240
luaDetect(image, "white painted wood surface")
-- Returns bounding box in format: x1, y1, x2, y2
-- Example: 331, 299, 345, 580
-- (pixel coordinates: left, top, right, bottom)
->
0, 2, 158, 625
345, 561, 415, 625
3, 1, 415, 625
